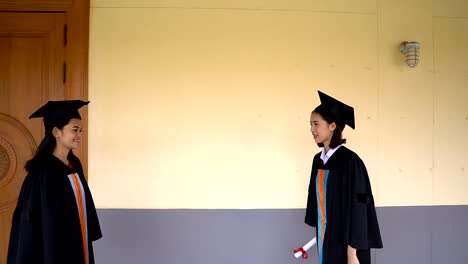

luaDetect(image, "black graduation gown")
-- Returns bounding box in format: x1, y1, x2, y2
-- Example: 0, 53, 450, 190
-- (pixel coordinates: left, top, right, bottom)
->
7, 154, 102, 264
305, 146, 382, 264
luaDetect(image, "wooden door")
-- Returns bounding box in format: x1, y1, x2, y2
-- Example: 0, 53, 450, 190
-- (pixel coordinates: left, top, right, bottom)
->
0, 11, 67, 262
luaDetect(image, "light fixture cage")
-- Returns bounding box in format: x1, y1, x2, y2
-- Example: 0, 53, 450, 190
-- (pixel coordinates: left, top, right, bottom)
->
400, 41, 420, 68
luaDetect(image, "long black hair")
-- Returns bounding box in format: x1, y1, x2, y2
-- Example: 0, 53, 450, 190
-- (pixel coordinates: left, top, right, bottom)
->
313, 105, 346, 149
25, 117, 76, 171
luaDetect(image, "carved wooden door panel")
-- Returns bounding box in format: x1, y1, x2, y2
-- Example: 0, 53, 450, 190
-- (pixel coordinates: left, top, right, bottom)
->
0, 11, 66, 262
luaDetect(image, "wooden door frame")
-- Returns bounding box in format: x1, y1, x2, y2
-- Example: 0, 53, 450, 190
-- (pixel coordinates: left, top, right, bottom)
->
0, 0, 90, 175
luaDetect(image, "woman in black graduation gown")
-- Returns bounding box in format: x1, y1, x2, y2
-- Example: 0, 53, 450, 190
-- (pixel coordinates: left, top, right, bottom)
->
8, 100, 102, 264
305, 91, 382, 264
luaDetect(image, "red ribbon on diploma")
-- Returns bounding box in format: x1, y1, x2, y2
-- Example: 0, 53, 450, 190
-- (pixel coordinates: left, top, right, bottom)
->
293, 247, 308, 259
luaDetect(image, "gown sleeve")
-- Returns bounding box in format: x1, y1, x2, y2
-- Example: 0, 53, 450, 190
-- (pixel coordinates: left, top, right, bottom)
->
8, 166, 63, 264
7, 172, 37, 264
345, 155, 383, 249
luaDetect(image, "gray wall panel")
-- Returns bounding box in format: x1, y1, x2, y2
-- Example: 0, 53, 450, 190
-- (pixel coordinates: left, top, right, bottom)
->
374, 207, 432, 264
93, 206, 468, 264
430, 206, 468, 263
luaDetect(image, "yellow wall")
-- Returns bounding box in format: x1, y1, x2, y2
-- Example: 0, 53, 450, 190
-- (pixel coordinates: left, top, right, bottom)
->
88, 0, 468, 208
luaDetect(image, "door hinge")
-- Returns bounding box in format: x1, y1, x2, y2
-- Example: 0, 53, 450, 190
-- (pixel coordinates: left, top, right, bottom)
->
64, 24, 68, 46
63, 62, 67, 84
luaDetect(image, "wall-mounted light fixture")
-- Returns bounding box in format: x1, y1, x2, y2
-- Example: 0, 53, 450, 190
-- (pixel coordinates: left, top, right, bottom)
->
399, 41, 420, 68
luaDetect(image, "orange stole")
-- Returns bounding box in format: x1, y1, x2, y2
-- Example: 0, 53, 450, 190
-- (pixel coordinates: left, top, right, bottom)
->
317, 169, 326, 250
70, 173, 88, 264
316, 169, 329, 264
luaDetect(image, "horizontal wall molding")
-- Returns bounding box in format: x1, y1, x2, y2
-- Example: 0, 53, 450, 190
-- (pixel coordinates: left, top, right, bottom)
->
91, 0, 377, 14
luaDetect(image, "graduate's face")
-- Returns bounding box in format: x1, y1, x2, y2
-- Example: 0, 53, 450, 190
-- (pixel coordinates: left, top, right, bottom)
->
53, 118, 83, 151
310, 112, 336, 147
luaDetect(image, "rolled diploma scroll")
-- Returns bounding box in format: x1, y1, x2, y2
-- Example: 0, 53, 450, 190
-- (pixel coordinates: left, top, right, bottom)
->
294, 237, 317, 258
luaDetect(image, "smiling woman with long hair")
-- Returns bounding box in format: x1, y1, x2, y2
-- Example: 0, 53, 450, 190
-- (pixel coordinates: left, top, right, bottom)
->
8, 100, 102, 264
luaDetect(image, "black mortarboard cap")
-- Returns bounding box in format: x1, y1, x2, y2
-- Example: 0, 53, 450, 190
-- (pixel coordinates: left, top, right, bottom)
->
316, 91, 355, 129
29, 100, 89, 132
